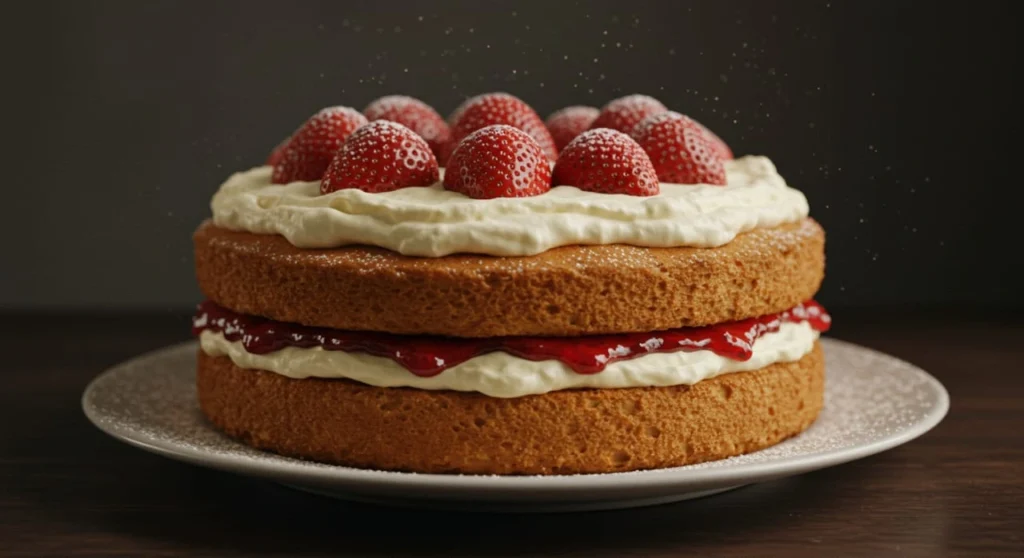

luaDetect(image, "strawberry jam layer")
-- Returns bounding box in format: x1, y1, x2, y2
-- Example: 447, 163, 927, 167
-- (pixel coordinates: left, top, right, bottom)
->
192, 301, 830, 377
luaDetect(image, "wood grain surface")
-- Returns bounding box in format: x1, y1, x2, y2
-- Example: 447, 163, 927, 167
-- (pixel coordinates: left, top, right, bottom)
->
1, 311, 1021, 557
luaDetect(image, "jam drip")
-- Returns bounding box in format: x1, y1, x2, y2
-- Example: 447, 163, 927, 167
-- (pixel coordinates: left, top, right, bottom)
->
193, 301, 830, 377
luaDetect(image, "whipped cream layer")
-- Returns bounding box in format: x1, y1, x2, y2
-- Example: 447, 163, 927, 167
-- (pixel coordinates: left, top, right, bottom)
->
210, 155, 809, 257
200, 321, 819, 398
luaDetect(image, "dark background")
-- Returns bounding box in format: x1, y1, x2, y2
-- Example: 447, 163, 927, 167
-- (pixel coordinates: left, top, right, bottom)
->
2, 0, 1018, 313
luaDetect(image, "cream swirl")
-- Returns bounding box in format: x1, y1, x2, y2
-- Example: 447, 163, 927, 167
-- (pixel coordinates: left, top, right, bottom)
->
200, 321, 819, 398
210, 155, 808, 257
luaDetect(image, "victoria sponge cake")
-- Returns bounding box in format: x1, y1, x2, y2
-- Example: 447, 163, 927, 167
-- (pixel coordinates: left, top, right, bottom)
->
191, 92, 829, 475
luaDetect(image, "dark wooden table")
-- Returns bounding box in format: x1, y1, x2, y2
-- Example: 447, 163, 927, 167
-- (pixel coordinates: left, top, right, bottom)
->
1, 311, 1021, 557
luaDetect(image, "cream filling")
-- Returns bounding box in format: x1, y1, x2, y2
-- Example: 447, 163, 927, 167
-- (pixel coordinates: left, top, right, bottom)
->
210, 155, 809, 257
199, 321, 819, 398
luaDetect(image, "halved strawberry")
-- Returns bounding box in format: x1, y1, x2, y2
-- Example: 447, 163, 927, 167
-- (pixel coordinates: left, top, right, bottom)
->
694, 120, 734, 160
271, 107, 368, 184
552, 128, 659, 196
447, 93, 558, 162
363, 95, 452, 161
321, 121, 439, 194
442, 125, 551, 199
589, 94, 668, 134
437, 137, 458, 168
631, 111, 726, 185
545, 105, 599, 151
265, 136, 289, 166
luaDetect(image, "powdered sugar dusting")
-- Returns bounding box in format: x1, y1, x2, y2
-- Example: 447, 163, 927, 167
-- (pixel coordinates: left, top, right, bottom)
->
362, 95, 451, 159
552, 128, 659, 196
545, 105, 600, 150
320, 120, 440, 194
271, 106, 368, 184
442, 124, 552, 199
632, 111, 727, 185
83, 338, 947, 488
448, 92, 558, 160
590, 94, 668, 134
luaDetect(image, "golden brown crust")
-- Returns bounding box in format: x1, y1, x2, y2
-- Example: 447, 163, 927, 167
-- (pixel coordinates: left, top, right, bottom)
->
196, 342, 824, 475
194, 218, 825, 337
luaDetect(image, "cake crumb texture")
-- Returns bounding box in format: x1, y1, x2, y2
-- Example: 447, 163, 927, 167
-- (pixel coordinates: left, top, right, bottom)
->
194, 218, 825, 337
197, 342, 824, 475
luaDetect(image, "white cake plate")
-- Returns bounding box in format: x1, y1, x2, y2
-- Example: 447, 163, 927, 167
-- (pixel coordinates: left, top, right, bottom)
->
82, 338, 948, 512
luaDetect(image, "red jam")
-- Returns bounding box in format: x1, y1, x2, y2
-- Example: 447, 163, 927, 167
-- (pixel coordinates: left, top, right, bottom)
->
192, 301, 830, 377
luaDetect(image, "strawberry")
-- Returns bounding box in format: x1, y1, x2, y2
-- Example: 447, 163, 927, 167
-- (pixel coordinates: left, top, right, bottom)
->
631, 111, 727, 185
442, 125, 552, 199
271, 107, 368, 184
321, 121, 440, 194
545, 105, 599, 151
590, 94, 668, 134
447, 92, 558, 163
437, 137, 458, 168
552, 128, 659, 196
363, 95, 452, 161
265, 136, 289, 166
694, 120, 734, 160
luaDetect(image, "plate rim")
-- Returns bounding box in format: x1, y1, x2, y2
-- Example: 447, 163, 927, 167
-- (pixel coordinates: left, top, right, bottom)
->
82, 337, 949, 495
